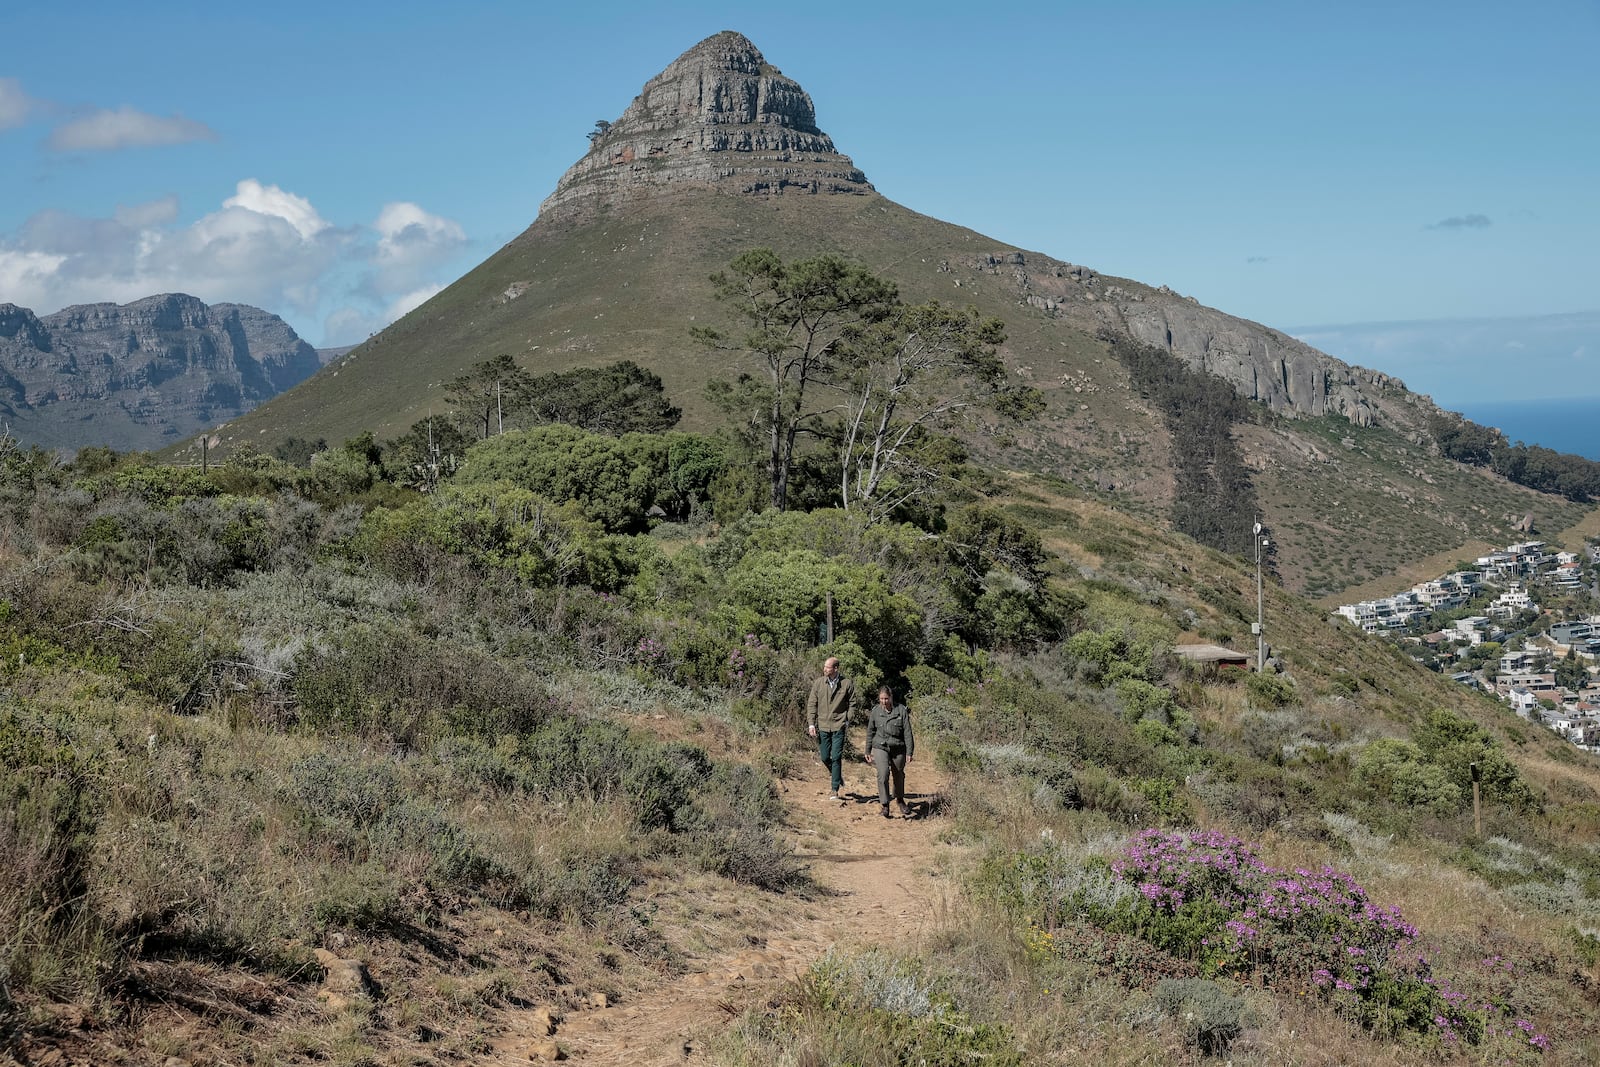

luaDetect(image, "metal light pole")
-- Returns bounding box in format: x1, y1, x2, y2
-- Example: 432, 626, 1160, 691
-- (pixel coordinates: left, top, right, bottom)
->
1254, 522, 1267, 672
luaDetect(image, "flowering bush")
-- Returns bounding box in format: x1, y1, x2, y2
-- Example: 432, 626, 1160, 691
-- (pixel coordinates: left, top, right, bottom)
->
635, 635, 667, 666
1003, 829, 1551, 1056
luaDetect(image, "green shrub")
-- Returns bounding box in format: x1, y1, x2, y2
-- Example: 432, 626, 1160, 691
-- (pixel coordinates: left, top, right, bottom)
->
1116, 678, 1175, 724
935, 736, 982, 774
519, 857, 632, 925
692, 824, 807, 890
1245, 671, 1297, 709
1134, 718, 1182, 748
454, 425, 669, 533
309, 861, 404, 929
288, 752, 400, 828
290, 624, 553, 742
771, 949, 1026, 1067
516, 718, 705, 831
358, 483, 644, 589
1413, 708, 1540, 812
1154, 978, 1251, 1055
1063, 627, 1156, 685
1354, 738, 1462, 816
719, 549, 923, 670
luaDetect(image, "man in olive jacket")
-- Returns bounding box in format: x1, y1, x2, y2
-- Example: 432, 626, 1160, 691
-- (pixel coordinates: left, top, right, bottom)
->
806, 656, 858, 801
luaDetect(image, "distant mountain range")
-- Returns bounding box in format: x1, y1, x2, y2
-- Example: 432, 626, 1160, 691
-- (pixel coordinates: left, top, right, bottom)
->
0, 293, 322, 453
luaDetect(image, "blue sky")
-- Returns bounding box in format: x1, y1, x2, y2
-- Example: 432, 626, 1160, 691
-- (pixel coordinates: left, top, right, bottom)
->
1, 1, 1594, 405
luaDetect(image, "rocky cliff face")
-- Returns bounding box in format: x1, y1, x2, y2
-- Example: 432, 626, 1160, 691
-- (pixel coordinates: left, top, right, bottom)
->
538, 30, 873, 223
532, 31, 1420, 435
959, 249, 1420, 433
0, 294, 321, 452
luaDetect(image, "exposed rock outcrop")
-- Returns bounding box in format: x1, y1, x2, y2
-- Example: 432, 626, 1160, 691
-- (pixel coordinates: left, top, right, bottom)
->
538, 30, 872, 223
1114, 296, 1391, 428
536, 29, 1418, 432
0, 293, 321, 452
964, 249, 1415, 432
222, 29, 1445, 457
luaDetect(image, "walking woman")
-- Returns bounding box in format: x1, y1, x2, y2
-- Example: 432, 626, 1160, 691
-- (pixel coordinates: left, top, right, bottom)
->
864, 685, 914, 819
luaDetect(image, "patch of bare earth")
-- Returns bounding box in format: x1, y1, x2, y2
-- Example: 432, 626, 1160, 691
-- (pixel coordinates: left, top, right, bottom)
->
480, 754, 955, 1065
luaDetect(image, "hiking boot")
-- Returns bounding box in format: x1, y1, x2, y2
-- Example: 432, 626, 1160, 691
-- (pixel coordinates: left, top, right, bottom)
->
881, 805, 891, 819
898, 802, 911, 819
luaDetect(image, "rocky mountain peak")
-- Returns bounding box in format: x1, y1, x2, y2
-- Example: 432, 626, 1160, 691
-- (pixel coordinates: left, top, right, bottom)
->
538, 31, 873, 223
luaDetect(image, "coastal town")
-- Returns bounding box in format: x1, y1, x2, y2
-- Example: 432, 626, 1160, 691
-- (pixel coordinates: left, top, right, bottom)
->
1335, 538, 1600, 749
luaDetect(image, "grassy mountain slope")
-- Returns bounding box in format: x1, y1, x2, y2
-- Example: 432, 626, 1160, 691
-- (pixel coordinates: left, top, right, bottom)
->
5, 443, 1600, 1064
209, 188, 1592, 597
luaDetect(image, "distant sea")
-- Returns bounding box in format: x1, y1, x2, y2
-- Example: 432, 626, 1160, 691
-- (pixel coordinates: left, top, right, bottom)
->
1455, 396, 1600, 461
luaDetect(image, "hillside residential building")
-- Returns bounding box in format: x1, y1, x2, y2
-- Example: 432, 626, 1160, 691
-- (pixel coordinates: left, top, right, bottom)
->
1550, 561, 1584, 591
1552, 622, 1600, 658
1335, 592, 1431, 632
1508, 688, 1541, 717
1453, 616, 1496, 644
1488, 584, 1538, 620
1496, 671, 1558, 699
1499, 650, 1537, 675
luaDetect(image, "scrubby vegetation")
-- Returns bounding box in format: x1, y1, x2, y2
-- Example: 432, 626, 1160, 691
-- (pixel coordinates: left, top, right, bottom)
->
1430, 412, 1600, 503
1104, 334, 1260, 557
6, 281, 1600, 1063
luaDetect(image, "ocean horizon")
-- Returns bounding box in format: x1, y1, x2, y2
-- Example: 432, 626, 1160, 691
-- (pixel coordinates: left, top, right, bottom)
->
1453, 396, 1600, 461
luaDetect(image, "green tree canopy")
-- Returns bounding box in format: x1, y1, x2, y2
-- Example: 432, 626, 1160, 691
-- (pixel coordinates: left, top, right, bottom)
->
380, 416, 472, 492
446, 355, 534, 439
523, 360, 681, 435
454, 425, 666, 533
836, 301, 1037, 520
695, 249, 898, 512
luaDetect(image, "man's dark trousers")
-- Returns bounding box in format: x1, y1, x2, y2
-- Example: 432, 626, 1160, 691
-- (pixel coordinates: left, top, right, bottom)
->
816, 728, 846, 794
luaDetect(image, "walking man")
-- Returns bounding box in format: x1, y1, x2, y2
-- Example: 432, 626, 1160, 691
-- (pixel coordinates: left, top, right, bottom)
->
806, 656, 857, 802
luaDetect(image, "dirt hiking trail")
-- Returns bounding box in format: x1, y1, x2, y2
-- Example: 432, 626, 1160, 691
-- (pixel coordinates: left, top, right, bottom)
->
481, 752, 956, 1065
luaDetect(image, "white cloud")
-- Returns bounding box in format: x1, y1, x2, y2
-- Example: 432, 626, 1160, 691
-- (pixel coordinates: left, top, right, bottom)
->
1424, 213, 1492, 231
0, 249, 69, 299
0, 78, 35, 130
371, 202, 467, 291
376, 202, 464, 246
224, 179, 329, 240
385, 283, 443, 321
47, 106, 218, 152
321, 306, 378, 346
320, 283, 445, 347
0, 180, 342, 319
0, 179, 467, 346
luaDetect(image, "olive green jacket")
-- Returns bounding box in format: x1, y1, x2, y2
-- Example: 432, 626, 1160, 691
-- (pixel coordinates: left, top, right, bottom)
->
806, 675, 857, 733
865, 703, 914, 758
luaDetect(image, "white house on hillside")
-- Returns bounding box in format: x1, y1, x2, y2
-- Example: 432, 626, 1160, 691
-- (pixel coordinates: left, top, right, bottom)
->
1488, 584, 1537, 620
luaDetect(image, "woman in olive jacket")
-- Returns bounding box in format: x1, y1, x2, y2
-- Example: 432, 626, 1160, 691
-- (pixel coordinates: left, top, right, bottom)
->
863, 685, 914, 818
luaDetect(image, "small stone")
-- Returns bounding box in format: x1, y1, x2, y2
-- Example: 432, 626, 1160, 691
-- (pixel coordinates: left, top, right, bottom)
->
313, 948, 373, 1010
